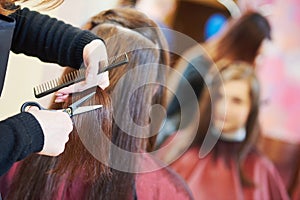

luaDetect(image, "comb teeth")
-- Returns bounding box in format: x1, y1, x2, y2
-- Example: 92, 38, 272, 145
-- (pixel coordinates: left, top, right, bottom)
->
101, 53, 129, 72
34, 53, 129, 98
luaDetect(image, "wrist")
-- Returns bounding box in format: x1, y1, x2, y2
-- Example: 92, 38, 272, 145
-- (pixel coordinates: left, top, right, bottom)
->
7, 112, 44, 154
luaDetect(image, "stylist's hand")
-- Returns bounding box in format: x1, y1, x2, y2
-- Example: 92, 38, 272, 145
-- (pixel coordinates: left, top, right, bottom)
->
29, 110, 73, 156
55, 39, 109, 103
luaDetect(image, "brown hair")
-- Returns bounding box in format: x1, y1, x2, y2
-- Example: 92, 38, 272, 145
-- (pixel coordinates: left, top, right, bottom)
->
117, 0, 139, 7
205, 11, 271, 66
0, 0, 63, 15
196, 61, 260, 187
6, 7, 169, 199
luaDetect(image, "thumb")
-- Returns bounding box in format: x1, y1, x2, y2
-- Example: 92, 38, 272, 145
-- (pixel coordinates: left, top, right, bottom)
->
97, 71, 110, 90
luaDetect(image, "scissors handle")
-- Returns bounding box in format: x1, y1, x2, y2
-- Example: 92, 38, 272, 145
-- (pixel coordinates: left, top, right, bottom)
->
20, 101, 73, 117
63, 107, 73, 117
21, 101, 44, 112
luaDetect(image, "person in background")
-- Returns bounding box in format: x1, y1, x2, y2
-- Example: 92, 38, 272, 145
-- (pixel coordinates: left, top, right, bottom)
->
0, 7, 193, 199
0, 0, 109, 176
156, 11, 271, 146
157, 62, 289, 199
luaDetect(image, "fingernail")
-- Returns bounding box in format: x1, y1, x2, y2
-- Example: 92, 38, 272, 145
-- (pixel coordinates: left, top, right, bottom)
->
62, 94, 69, 99
55, 93, 63, 96
55, 98, 64, 103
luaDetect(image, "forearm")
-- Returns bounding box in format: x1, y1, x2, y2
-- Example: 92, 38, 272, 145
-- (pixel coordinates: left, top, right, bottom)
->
0, 112, 43, 176
9, 7, 102, 69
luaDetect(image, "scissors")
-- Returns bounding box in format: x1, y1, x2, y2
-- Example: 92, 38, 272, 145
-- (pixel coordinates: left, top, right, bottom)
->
21, 92, 102, 117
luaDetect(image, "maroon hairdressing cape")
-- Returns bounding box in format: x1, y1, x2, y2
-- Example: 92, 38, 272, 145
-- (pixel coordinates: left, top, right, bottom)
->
0, 153, 193, 199
168, 143, 289, 200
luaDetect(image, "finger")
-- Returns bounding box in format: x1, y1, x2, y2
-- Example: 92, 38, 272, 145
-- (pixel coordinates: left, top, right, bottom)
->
54, 94, 69, 103
85, 63, 98, 85
55, 98, 66, 103
27, 106, 40, 111
97, 71, 110, 89
56, 82, 86, 94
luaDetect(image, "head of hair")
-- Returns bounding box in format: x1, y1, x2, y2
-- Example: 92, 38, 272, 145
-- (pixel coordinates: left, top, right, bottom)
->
196, 61, 260, 149
209, 61, 260, 138
206, 11, 271, 65
196, 61, 260, 186
6, 7, 169, 199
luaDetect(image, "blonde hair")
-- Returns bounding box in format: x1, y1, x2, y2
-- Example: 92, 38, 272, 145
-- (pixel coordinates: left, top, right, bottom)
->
0, 0, 63, 15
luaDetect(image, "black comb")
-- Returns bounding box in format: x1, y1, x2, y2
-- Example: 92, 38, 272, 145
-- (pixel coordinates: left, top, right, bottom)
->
34, 53, 129, 98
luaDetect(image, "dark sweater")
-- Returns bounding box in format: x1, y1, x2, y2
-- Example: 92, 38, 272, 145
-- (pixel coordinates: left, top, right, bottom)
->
0, 113, 43, 176
10, 7, 100, 69
0, 7, 103, 176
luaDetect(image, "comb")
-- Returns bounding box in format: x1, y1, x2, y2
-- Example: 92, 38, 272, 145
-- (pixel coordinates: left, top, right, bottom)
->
34, 53, 128, 98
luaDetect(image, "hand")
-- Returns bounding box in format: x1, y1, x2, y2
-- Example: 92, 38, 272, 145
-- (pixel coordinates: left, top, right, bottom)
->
28, 109, 73, 156
55, 39, 109, 102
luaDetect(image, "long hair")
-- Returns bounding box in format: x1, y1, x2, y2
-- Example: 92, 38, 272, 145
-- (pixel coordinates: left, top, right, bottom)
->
6, 7, 169, 200
196, 62, 260, 186
0, 0, 64, 15
205, 11, 271, 65
163, 11, 270, 135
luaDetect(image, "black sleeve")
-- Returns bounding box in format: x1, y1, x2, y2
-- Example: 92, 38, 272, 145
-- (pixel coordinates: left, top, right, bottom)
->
0, 112, 44, 176
9, 7, 103, 69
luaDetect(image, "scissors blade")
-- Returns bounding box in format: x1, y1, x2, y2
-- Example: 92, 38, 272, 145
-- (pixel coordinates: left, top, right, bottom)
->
72, 105, 103, 116
69, 92, 96, 110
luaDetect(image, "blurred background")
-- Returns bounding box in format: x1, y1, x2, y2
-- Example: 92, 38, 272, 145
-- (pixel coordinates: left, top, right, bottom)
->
0, 0, 299, 198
